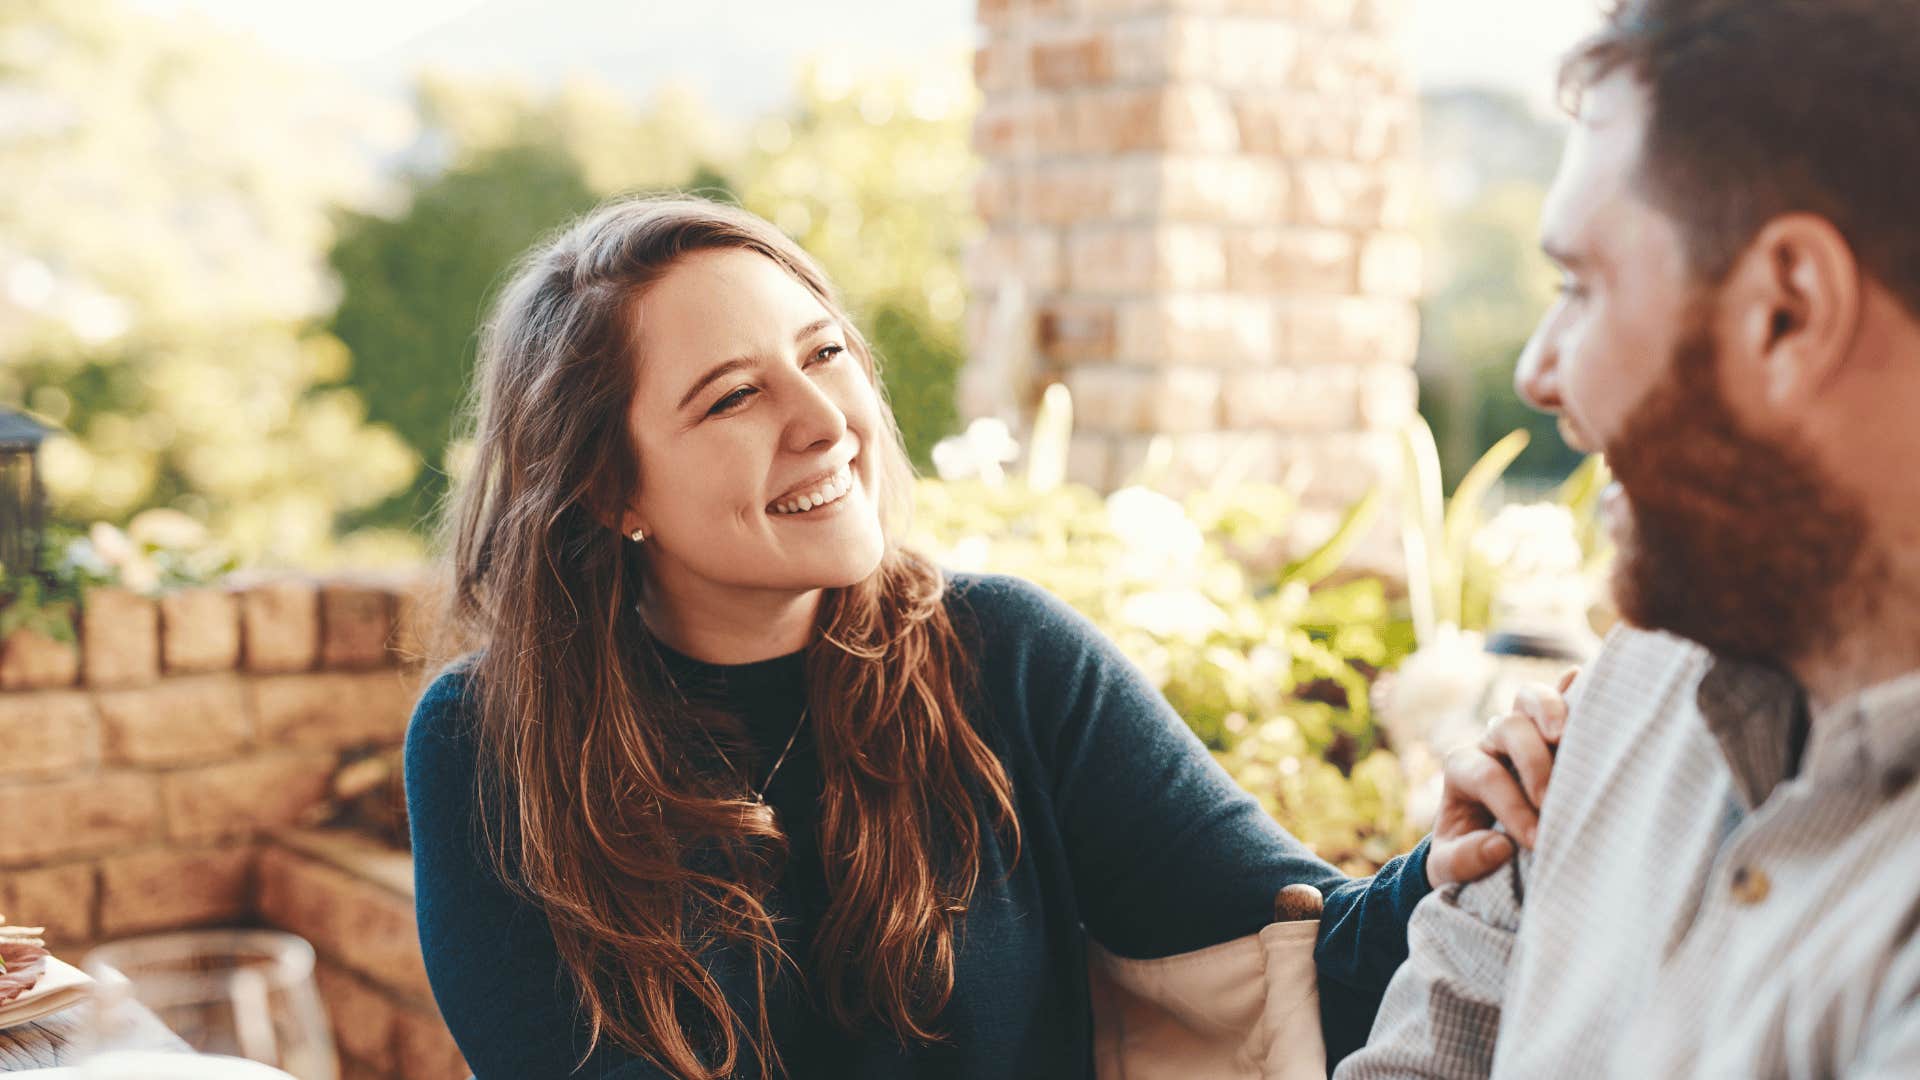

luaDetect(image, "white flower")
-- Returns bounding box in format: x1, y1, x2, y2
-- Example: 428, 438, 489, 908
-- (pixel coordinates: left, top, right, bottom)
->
127, 508, 208, 550
1379, 626, 1493, 756
1472, 504, 1582, 578
942, 535, 992, 572
1120, 588, 1227, 642
1105, 486, 1203, 581
931, 417, 1022, 485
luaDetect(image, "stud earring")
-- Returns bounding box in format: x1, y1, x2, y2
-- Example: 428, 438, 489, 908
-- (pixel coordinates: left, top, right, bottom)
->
629, 528, 645, 543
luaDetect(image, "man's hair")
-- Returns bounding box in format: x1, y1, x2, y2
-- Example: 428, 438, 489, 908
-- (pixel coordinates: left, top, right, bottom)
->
1561, 0, 1920, 315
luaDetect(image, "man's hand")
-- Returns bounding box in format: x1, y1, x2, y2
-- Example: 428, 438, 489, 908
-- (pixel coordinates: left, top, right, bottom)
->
1426, 667, 1577, 887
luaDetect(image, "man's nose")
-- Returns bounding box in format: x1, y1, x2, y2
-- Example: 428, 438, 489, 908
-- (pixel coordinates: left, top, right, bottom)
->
1513, 325, 1561, 414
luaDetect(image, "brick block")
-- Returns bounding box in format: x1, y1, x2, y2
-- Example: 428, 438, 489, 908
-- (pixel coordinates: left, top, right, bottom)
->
97, 845, 253, 936
0, 772, 161, 866
1227, 227, 1356, 294
321, 584, 395, 670
1157, 156, 1290, 225
0, 861, 97, 945
252, 671, 418, 751
1285, 296, 1419, 366
1116, 294, 1279, 366
337, 1056, 388, 1080
1109, 430, 1296, 493
1220, 366, 1363, 433
1067, 433, 1115, 491
1028, 161, 1126, 224
1352, 99, 1418, 163
255, 846, 431, 1001
242, 580, 319, 674
1032, 31, 1112, 89
1280, 430, 1404, 505
1358, 363, 1419, 430
971, 96, 1068, 161
973, 37, 1030, 95
162, 751, 337, 844
389, 577, 442, 666
0, 628, 80, 690
1293, 159, 1417, 230
1065, 366, 1223, 435
81, 587, 159, 688
1038, 300, 1118, 363
315, 961, 399, 1073
1068, 85, 1238, 155
98, 675, 250, 766
159, 587, 241, 674
1358, 231, 1424, 298
1067, 225, 1228, 292
964, 230, 1063, 293
0, 691, 98, 780
1234, 94, 1353, 159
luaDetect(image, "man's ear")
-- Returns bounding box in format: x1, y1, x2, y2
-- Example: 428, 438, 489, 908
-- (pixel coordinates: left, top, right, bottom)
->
1721, 214, 1862, 418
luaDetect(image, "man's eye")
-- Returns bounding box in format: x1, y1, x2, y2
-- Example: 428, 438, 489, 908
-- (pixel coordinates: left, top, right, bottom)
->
708, 387, 756, 416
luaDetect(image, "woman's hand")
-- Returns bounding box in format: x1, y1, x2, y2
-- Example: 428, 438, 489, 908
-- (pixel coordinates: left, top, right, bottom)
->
1425, 667, 1578, 887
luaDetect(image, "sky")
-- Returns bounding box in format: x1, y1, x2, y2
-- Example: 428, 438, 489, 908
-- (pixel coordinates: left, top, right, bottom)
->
129, 0, 1602, 116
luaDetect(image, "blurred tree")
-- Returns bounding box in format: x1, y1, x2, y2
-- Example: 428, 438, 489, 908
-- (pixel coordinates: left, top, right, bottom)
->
1416, 90, 1583, 488
330, 56, 975, 508
327, 145, 600, 530
0, 0, 420, 565
736, 59, 975, 466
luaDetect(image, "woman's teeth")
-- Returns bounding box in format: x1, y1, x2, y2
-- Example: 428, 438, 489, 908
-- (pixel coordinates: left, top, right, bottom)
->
770, 465, 854, 515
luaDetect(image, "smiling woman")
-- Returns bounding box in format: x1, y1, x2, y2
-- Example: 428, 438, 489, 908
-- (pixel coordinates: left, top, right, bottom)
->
402, 195, 1536, 1080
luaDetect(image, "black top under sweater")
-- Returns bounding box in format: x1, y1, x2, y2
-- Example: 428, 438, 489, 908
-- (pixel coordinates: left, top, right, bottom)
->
406, 573, 1432, 1079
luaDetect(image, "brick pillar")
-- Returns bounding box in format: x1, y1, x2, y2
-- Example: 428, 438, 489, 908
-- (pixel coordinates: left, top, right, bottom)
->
966, 0, 1422, 523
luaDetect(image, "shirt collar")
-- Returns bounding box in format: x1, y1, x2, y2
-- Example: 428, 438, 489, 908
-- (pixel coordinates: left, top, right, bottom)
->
1697, 655, 1920, 805
1804, 668, 1920, 795
1694, 657, 1807, 810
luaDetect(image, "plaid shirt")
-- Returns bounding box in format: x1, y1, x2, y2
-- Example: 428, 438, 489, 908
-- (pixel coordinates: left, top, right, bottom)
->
1337, 626, 1920, 1079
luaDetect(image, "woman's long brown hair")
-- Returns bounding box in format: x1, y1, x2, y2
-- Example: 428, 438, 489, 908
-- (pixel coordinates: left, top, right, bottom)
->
434, 196, 1020, 1079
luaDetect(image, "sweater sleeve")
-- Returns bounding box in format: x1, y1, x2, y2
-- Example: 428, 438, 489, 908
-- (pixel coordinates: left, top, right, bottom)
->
405, 669, 668, 1080
954, 575, 1431, 1062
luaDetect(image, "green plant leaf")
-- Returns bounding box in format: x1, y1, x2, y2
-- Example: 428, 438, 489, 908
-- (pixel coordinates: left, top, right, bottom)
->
1280, 489, 1382, 590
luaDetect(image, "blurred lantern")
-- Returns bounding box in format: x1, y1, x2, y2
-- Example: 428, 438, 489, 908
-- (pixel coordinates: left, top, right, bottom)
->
0, 408, 51, 578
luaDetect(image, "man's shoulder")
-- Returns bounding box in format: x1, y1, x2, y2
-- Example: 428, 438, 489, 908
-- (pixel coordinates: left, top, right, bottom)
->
1562, 625, 1711, 743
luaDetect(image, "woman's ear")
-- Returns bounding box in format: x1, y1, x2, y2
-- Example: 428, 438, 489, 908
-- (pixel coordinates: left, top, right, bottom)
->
1722, 214, 1863, 418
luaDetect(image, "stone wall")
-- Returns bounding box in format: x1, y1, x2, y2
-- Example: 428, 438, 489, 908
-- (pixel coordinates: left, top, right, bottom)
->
967, 0, 1423, 537
0, 577, 465, 1080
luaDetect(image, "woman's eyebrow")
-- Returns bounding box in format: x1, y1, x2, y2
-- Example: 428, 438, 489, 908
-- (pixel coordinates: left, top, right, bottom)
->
675, 318, 839, 411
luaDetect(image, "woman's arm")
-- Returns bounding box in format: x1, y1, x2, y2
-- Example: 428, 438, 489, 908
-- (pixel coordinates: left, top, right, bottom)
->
405, 671, 667, 1080
957, 577, 1427, 1049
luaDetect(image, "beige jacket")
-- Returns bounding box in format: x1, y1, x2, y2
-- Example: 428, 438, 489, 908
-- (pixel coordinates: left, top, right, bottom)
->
1089, 890, 1326, 1080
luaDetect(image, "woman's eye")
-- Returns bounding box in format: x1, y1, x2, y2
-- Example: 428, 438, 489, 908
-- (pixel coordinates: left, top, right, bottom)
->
708, 387, 756, 416
808, 344, 845, 367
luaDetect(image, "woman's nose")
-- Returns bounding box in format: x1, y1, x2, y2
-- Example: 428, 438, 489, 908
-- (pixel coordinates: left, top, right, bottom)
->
783, 369, 848, 453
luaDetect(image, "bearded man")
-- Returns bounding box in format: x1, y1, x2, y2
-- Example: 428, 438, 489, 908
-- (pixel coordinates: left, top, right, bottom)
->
1336, 1, 1920, 1076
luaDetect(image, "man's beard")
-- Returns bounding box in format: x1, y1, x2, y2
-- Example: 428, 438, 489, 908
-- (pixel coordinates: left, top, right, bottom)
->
1603, 313, 1870, 664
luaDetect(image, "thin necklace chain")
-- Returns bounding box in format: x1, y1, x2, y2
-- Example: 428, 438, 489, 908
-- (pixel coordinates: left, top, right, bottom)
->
751, 706, 807, 804
695, 705, 807, 805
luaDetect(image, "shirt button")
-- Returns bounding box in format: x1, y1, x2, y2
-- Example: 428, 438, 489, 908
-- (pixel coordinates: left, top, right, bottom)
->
1731, 866, 1771, 905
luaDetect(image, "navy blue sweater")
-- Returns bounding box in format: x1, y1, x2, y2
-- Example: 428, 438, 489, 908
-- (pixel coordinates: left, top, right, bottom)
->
406, 573, 1430, 1078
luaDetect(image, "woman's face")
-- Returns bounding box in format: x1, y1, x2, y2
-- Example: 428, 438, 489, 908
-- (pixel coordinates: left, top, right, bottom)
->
621, 248, 888, 605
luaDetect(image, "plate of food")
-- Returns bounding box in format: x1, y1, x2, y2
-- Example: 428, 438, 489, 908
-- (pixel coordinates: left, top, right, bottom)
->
0, 915, 92, 1031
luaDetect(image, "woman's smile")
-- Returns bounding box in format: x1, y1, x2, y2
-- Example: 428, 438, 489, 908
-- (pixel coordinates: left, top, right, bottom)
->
768, 457, 858, 516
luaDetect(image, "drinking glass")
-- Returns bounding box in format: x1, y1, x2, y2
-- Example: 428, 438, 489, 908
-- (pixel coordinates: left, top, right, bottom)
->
77, 929, 338, 1080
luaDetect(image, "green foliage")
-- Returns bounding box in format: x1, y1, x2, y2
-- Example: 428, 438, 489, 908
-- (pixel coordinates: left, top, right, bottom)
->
1, 0, 420, 566
327, 145, 601, 529
911, 474, 1418, 870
